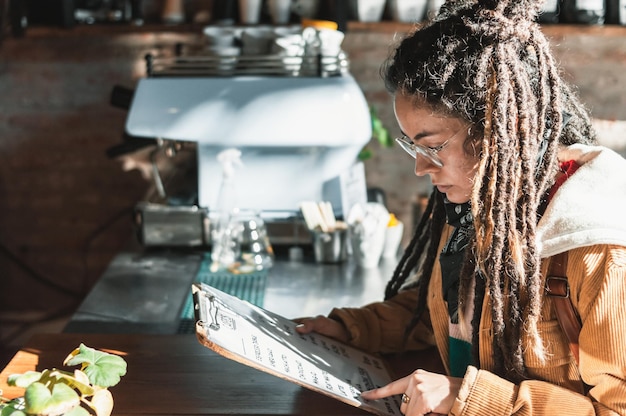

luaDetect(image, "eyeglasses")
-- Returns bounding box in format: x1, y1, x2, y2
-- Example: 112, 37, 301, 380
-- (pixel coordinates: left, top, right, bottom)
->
394, 128, 465, 168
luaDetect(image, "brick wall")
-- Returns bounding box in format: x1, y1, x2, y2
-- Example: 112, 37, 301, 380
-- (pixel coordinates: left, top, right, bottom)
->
0, 22, 625, 331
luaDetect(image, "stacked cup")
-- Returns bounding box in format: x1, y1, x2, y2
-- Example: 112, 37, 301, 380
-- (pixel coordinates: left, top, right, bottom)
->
347, 202, 389, 269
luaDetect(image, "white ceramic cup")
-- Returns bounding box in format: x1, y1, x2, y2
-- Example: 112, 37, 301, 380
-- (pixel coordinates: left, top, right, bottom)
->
291, 0, 319, 18
238, 0, 263, 24
349, 225, 386, 269
388, 0, 427, 22
350, 0, 386, 22
241, 27, 275, 55
268, 0, 292, 24
272, 26, 303, 37
203, 26, 237, 48
318, 28, 344, 56
271, 34, 305, 56
383, 222, 404, 259
427, 0, 445, 19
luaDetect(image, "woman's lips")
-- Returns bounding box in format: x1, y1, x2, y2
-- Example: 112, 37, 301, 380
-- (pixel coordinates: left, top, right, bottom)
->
436, 184, 451, 193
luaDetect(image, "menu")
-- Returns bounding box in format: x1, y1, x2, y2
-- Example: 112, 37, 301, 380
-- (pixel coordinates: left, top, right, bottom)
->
192, 283, 402, 416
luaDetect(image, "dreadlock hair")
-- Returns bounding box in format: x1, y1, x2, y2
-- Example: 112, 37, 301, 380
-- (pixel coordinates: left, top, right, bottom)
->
381, 0, 597, 383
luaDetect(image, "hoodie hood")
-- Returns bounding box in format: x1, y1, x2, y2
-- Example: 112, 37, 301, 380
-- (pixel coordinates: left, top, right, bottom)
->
537, 144, 626, 258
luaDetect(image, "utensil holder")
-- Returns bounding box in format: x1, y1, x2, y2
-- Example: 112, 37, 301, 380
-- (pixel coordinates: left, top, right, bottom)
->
311, 229, 347, 263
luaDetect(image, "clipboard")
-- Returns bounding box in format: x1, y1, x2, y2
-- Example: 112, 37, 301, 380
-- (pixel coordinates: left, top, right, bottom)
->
192, 282, 402, 416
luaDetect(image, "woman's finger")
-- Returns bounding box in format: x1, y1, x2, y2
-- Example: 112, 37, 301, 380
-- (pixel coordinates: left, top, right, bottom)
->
294, 316, 350, 342
360, 375, 410, 400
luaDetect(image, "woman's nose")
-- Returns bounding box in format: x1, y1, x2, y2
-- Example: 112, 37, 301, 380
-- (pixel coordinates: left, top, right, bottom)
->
414, 155, 439, 176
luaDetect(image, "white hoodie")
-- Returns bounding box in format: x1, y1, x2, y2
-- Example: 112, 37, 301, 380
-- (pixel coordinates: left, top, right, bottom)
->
537, 144, 626, 258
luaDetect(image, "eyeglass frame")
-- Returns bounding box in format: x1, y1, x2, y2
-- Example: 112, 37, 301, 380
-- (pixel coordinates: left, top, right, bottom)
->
394, 128, 467, 168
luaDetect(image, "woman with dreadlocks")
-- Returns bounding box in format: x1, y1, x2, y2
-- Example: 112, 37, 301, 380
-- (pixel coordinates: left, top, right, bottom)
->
296, 0, 626, 414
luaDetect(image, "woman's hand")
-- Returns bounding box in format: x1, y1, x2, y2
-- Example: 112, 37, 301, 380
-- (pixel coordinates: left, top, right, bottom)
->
361, 369, 462, 416
294, 315, 350, 344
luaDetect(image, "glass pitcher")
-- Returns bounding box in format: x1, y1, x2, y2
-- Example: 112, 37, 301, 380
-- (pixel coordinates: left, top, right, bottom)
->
236, 212, 274, 272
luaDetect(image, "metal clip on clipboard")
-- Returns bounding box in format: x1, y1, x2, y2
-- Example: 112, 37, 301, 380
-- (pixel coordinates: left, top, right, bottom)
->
192, 283, 221, 331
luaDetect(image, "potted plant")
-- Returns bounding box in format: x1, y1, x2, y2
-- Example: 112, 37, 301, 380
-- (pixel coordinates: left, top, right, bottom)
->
358, 106, 393, 161
0, 344, 127, 416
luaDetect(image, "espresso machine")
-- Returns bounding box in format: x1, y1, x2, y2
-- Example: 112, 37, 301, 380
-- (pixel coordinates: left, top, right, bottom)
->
124, 31, 372, 247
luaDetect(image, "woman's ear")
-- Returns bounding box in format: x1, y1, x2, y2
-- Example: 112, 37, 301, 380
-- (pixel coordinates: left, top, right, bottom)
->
464, 124, 482, 158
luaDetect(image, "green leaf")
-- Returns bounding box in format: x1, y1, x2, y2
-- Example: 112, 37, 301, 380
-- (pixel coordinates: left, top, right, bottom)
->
376, 128, 393, 148
7, 372, 42, 388
358, 147, 373, 161
65, 370, 95, 396
88, 388, 113, 416
37, 369, 95, 397
64, 344, 127, 388
369, 106, 393, 149
24, 382, 80, 415
0, 409, 27, 416
63, 405, 91, 416
1, 397, 27, 416
1, 406, 27, 416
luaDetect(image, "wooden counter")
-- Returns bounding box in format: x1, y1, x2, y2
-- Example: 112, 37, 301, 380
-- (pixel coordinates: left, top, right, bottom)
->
0, 333, 443, 415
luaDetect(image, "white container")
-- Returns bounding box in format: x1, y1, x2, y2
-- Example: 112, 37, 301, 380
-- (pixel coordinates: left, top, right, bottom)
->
203, 26, 237, 48
350, 224, 386, 268
241, 27, 275, 55
388, 0, 427, 22
426, 0, 445, 20
291, 0, 320, 19
238, 0, 263, 24
350, 0, 386, 22
268, 0, 293, 24
383, 221, 404, 259
347, 202, 389, 269
318, 28, 345, 56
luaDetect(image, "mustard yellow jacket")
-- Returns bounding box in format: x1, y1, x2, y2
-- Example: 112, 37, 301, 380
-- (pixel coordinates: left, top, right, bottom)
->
331, 239, 626, 415
329, 145, 626, 415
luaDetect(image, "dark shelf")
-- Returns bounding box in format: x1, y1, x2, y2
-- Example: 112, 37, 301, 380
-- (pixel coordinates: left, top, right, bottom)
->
17, 21, 626, 39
